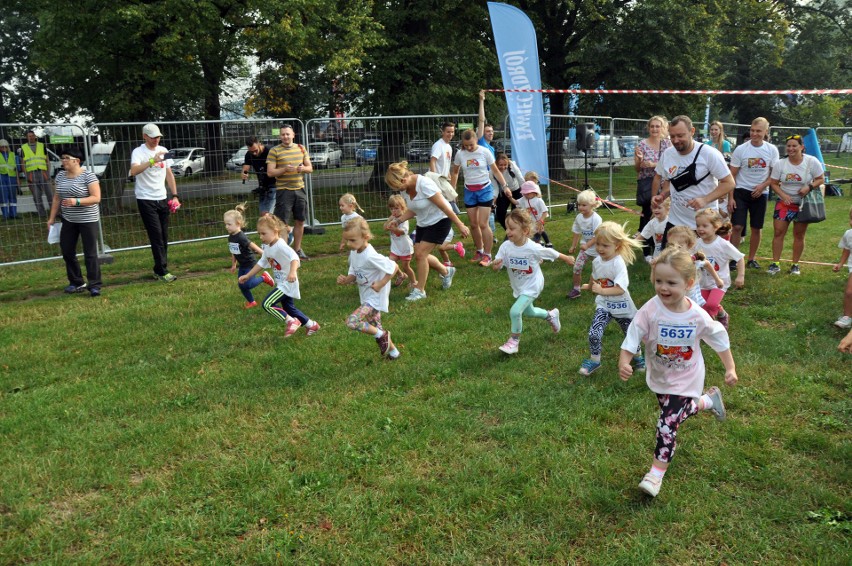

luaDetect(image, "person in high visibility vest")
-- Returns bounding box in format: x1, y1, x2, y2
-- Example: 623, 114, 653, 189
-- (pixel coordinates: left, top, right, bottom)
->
0, 139, 19, 219
18, 130, 54, 217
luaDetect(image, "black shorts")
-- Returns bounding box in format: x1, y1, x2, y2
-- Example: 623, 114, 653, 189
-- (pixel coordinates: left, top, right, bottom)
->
414, 217, 452, 245
274, 188, 307, 223
731, 188, 768, 230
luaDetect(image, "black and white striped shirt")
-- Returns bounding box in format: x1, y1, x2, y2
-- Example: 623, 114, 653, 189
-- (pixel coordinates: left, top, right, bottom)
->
55, 170, 100, 223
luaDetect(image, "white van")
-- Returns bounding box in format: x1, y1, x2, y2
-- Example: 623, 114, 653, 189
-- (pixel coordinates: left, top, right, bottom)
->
89, 142, 116, 177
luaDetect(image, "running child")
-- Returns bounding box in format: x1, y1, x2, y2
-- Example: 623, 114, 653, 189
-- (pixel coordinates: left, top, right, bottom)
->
383, 194, 417, 288
436, 227, 466, 267
578, 221, 644, 375
619, 245, 738, 497
568, 189, 603, 299
662, 226, 723, 309
337, 217, 401, 359
694, 208, 744, 329
491, 209, 575, 354
517, 180, 551, 247
832, 206, 852, 329
224, 203, 274, 308
239, 214, 321, 337
637, 199, 670, 263
339, 193, 364, 251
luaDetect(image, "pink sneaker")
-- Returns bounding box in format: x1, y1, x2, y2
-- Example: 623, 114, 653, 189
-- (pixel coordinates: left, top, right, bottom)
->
306, 322, 321, 336
245, 300, 258, 309
284, 318, 302, 337
261, 271, 274, 287
478, 255, 491, 267
470, 250, 484, 263
454, 241, 466, 258
498, 336, 519, 354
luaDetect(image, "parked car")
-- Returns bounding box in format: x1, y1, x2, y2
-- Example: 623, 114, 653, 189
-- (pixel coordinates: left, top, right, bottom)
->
406, 140, 432, 162
87, 142, 116, 177
170, 147, 205, 177
309, 142, 342, 168
226, 146, 248, 171
355, 139, 380, 166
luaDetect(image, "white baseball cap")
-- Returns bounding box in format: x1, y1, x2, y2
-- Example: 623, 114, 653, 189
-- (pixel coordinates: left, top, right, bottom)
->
0, 139, 8, 147
142, 123, 163, 138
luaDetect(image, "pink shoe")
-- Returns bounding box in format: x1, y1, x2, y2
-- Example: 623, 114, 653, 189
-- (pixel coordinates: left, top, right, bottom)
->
454, 241, 466, 258
306, 322, 321, 336
261, 271, 274, 287
478, 255, 491, 267
284, 318, 302, 337
470, 250, 484, 263
245, 300, 258, 309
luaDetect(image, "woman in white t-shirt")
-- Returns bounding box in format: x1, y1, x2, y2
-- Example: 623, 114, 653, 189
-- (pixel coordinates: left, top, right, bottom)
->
385, 161, 470, 302
766, 134, 825, 276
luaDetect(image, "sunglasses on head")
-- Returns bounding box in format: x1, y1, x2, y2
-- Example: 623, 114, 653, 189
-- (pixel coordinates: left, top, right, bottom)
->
786, 134, 803, 141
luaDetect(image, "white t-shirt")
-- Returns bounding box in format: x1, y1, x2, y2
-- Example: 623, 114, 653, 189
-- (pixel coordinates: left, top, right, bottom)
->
770, 155, 825, 205
341, 211, 362, 227
694, 236, 744, 291
495, 239, 561, 299
730, 141, 779, 195
839, 228, 852, 272
131, 143, 173, 200
572, 212, 602, 257
490, 160, 524, 191
640, 216, 668, 258
348, 244, 397, 312
443, 227, 455, 244
430, 139, 453, 177
453, 146, 495, 187
518, 195, 548, 224
403, 175, 448, 227
389, 219, 414, 257
258, 239, 301, 299
656, 143, 730, 229
591, 255, 637, 318
621, 296, 730, 398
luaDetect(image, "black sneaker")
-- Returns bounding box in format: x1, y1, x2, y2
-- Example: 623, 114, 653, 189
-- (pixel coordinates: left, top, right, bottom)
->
746, 259, 760, 269
64, 283, 87, 294
728, 260, 737, 272
89, 288, 101, 297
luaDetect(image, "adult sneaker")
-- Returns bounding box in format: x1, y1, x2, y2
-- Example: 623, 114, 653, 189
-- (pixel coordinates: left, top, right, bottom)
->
405, 288, 427, 302
705, 386, 726, 421
498, 336, 520, 354
567, 288, 581, 299
261, 271, 275, 286
789, 264, 801, 276
156, 272, 177, 282
478, 255, 492, 267
767, 263, 781, 275
633, 354, 646, 372
728, 259, 737, 272
376, 330, 392, 356
834, 315, 852, 329
89, 287, 101, 298
64, 283, 87, 294
638, 473, 662, 497
547, 308, 561, 333
454, 241, 466, 258
746, 259, 761, 269
284, 318, 302, 337
470, 250, 484, 263
441, 266, 456, 289
578, 359, 601, 375
296, 249, 309, 261
306, 322, 321, 336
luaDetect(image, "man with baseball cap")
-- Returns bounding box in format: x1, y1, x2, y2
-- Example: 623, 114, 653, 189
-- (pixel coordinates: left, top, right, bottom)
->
0, 139, 19, 219
129, 123, 181, 282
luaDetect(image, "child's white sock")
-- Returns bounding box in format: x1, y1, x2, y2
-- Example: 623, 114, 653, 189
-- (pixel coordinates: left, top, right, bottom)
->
306, 319, 316, 328
374, 329, 385, 339
700, 394, 713, 411
574, 285, 581, 291
649, 464, 666, 479
591, 354, 601, 363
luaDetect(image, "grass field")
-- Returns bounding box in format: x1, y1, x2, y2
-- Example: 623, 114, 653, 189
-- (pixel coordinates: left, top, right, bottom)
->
0, 194, 850, 564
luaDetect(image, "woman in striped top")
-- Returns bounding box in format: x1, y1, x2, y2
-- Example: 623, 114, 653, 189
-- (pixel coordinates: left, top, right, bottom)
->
47, 146, 102, 296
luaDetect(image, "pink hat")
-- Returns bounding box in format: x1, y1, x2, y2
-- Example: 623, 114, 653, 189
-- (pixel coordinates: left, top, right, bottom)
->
520, 181, 540, 196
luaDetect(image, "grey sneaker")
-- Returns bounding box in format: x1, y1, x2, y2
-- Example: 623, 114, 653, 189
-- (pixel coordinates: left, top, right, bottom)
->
705, 386, 726, 421
405, 288, 427, 302
441, 266, 456, 289
767, 263, 781, 275
789, 264, 800, 276
834, 315, 852, 329
296, 249, 309, 261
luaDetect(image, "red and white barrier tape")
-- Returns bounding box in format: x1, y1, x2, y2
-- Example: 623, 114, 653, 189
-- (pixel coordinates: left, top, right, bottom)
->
486, 88, 852, 95
826, 163, 852, 172
548, 179, 641, 216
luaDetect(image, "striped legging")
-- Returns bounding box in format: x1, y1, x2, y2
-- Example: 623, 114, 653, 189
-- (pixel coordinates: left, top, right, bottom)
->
262, 288, 308, 325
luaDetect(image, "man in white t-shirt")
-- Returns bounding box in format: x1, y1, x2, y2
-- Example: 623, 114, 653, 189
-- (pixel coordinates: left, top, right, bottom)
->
652, 115, 735, 245
129, 123, 180, 282
430, 122, 455, 177
728, 117, 779, 269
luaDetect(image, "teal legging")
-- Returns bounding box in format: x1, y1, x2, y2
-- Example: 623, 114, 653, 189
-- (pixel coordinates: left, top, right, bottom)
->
510, 294, 548, 334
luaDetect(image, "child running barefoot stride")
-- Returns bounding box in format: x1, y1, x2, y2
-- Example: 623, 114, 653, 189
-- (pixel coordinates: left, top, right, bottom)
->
239, 214, 320, 337
568, 189, 603, 298
517, 181, 552, 247
337, 217, 401, 359
224, 203, 274, 308
579, 221, 644, 375
339, 193, 365, 251
491, 209, 575, 354
619, 246, 738, 498
383, 194, 418, 288
694, 208, 744, 329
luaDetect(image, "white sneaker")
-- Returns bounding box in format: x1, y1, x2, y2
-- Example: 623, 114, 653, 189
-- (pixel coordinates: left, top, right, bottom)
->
405, 288, 427, 302
638, 473, 662, 497
834, 315, 852, 329
498, 337, 519, 354
441, 266, 456, 289
547, 308, 561, 333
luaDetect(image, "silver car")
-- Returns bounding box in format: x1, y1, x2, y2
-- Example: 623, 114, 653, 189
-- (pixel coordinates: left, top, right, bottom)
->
170, 147, 205, 177
309, 142, 342, 168
226, 146, 248, 171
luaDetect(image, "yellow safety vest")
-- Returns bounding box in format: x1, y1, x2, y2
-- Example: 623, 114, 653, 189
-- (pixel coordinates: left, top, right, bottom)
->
0, 151, 16, 177
21, 143, 47, 172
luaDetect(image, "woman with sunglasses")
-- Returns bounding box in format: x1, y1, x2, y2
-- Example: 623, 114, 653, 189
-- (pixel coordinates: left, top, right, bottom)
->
47, 146, 102, 296
766, 134, 825, 276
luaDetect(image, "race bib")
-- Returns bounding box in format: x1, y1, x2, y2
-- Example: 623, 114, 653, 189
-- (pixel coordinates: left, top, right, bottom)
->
657, 320, 697, 347
605, 298, 630, 316
228, 242, 241, 255
507, 256, 530, 269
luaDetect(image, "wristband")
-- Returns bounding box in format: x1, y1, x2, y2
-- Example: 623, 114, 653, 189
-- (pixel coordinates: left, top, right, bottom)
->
75, 198, 80, 206
171, 194, 179, 200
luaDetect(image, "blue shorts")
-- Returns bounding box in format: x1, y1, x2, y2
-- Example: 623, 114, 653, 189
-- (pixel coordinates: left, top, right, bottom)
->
464, 184, 494, 208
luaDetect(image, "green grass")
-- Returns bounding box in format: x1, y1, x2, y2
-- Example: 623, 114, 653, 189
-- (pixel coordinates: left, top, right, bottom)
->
0, 196, 850, 563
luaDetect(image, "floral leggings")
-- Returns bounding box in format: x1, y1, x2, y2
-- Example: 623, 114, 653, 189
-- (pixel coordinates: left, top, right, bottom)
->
346, 304, 383, 333
654, 393, 699, 463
